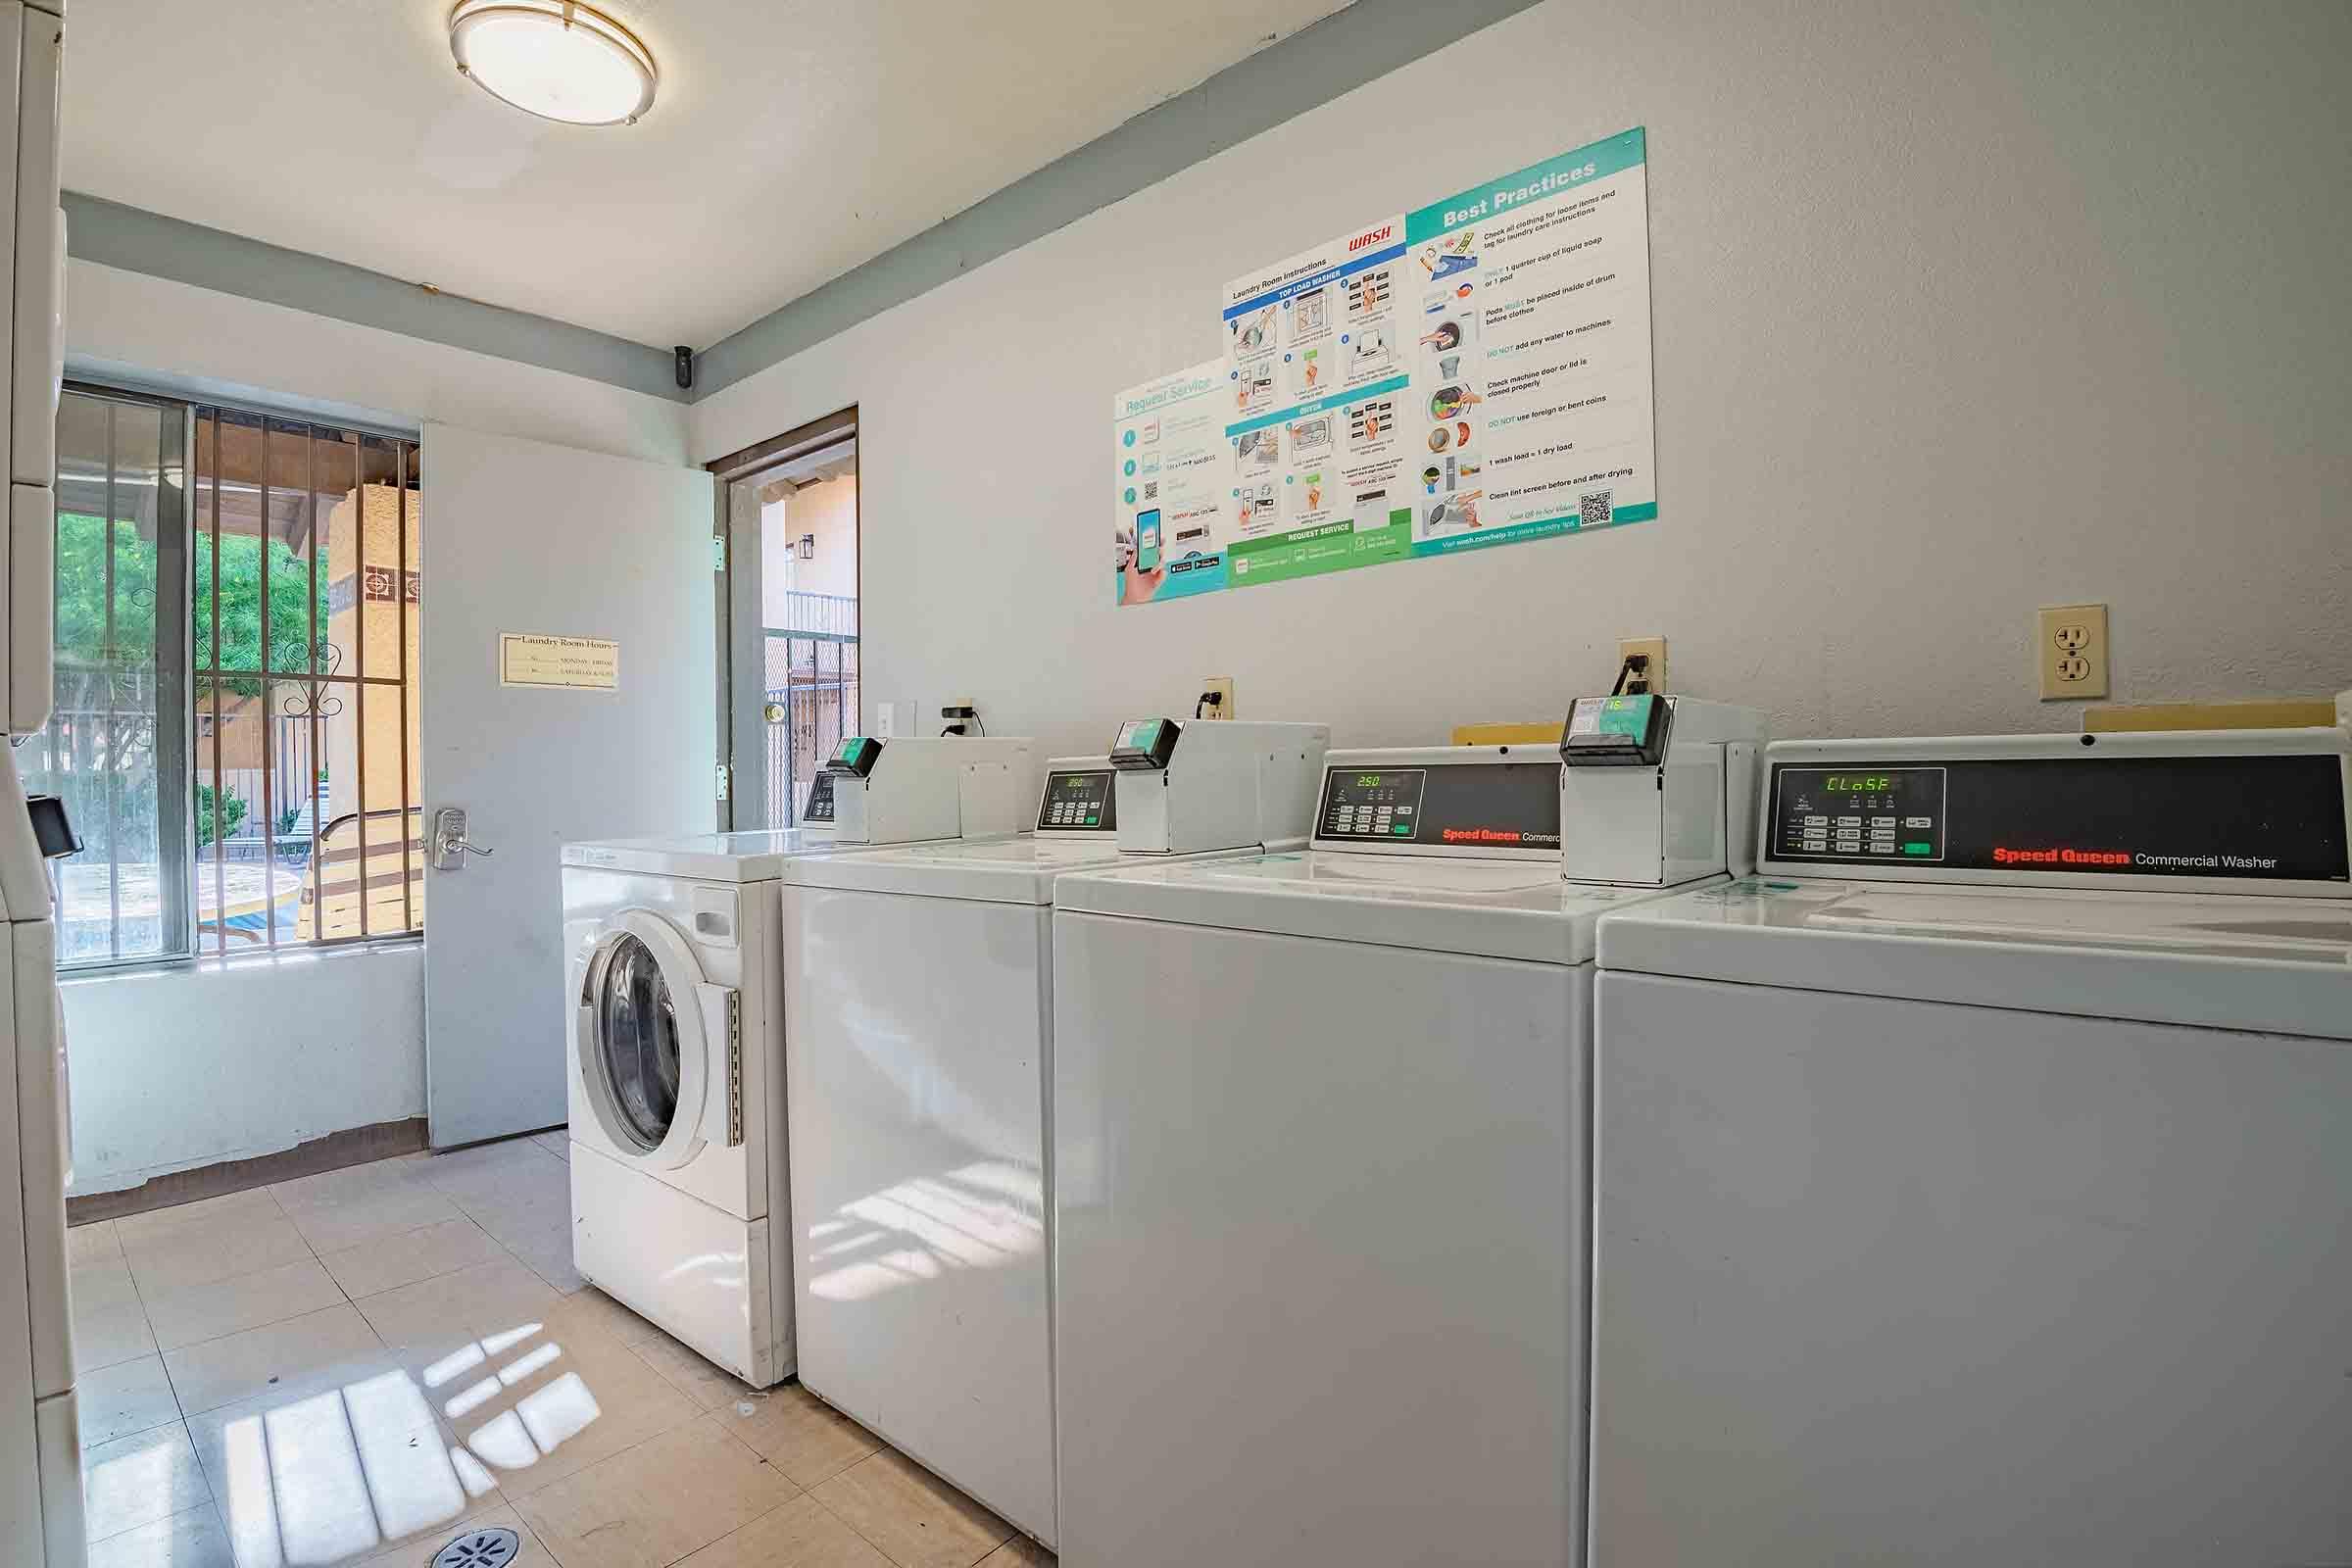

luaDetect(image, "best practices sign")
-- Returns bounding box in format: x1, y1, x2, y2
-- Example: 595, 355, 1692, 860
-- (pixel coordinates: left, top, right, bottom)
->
1114, 127, 1655, 607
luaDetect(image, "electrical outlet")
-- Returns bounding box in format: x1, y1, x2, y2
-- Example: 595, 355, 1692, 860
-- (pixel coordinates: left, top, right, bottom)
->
2037, 604, 2109, 700
1618, 637, 1668, 693
1199, 676, 1235, 719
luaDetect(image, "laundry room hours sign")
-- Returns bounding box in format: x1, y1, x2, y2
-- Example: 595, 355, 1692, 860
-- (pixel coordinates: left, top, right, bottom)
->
1112, 127, 1655, 608
500, 632, 621, 691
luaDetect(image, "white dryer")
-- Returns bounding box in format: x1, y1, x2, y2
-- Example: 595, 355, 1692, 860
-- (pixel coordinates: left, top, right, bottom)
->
779, 729, 1327, 1546
1589, 726, 2352, 1566
562, 735, 1035, 1386
1049, 700, 1762, 1568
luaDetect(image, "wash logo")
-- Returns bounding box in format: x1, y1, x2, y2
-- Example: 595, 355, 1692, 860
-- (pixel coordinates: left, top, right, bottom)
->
1348, 222, 1396, 253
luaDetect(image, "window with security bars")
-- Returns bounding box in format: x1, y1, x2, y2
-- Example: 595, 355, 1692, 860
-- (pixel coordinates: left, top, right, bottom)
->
29, 389, 425, 965
191, 407, 423, 954
24, 388, 194, 963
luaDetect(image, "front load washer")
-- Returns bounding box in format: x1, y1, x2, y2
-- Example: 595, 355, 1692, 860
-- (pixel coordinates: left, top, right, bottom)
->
562, 736, 1036, 1385
779, 735, 1327, 1546
1049, 703, 1762, 1568
564, 834, 794, 1385
1589, 725, 2352, 1566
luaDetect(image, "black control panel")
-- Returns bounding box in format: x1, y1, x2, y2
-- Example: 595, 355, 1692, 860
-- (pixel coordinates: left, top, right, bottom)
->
1316, 761, 1560, 850
1109, 717, 1180, 771
1769, 753, 2349, 882
1038, 769, 1116, 832
802, 770, 836, 823
825, 736, 882, 777
1771, 766, 1946, 862
1561, 694, 1671, 767
25, 796, 78, 859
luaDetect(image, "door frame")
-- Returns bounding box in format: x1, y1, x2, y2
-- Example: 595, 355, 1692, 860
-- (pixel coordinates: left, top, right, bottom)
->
706, 406, 860, 830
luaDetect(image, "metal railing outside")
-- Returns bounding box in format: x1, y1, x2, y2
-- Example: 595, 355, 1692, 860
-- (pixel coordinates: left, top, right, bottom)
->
764, 594, 858, 826
775, 589, 858, 640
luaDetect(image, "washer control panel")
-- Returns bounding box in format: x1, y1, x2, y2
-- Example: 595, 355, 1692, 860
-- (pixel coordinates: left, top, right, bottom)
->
1314, 760, 1559, 853
1038, 768, 1116, 832
1771, 766, 1945, 863
1762, 747, 2350, 885
1321, 767, 1425, 841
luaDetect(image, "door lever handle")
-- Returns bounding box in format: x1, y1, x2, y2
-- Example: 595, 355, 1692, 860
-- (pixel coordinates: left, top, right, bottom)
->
431, 807, 494, 871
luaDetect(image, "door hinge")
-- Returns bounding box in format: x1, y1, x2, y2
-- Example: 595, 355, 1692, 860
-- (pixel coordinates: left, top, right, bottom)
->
711, 535, 727, 572
714, 762, 731, 801
724, 991, 744, 1148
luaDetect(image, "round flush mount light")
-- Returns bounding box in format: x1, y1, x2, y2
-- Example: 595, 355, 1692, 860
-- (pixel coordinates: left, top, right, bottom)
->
449, 1, 657, 126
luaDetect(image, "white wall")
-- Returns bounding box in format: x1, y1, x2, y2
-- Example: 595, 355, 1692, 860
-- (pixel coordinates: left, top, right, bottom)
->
62, 947, 425, 1193
693, 0, 2352, 760
761, 474, 858, 614
62, 262, 694, 1192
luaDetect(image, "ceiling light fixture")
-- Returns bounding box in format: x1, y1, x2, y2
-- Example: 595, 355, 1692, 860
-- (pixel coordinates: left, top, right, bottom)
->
449, 0, 657, 127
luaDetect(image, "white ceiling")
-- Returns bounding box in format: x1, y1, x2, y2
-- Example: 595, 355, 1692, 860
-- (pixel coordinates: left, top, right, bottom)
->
65, 0, 1350, 351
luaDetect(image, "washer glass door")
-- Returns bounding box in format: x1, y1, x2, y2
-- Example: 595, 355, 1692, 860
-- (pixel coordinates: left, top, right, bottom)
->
595, 933, 681, 1149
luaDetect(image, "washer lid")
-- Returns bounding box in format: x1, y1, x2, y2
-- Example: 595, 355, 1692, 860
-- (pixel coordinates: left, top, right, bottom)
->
1596, 878, 2352, 1039
785, 837, 1267, 904
1056, 852, 1691, 964
785, 836, 1107, 904
562, 826, 884, 881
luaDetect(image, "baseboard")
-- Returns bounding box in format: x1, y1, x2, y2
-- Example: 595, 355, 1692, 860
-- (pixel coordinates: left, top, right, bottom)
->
67, 1115, 430, 1226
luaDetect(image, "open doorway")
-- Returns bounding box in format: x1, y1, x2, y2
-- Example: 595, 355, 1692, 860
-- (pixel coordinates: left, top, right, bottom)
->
710, 409, 859, 828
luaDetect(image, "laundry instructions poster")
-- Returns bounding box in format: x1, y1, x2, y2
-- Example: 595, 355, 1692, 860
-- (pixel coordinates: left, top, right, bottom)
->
1114, 127, 1655, 607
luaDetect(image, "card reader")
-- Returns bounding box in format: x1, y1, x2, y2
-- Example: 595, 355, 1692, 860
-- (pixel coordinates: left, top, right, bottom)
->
1558, 697, 1766, 885
1561, 694, 1672, 767
824, 735, 884, 778
1106, 718, 1332, 853
1108, 717, 1181, 771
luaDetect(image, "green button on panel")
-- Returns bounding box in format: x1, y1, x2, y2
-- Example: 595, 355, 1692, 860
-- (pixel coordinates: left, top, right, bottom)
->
1903, 842, 1933, 856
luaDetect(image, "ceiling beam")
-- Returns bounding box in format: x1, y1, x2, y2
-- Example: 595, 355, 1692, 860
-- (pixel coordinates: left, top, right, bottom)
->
64, 192, 686, 403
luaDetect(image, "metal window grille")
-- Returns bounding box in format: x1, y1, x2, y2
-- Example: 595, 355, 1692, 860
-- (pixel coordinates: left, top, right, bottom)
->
191, 406, 422, 956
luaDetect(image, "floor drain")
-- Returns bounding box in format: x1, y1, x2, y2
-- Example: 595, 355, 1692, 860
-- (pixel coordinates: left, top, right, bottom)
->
432, 1527, 521, 1568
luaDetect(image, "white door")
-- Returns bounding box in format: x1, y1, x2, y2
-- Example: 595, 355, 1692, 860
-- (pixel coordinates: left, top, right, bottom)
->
421, 422, 714, 1148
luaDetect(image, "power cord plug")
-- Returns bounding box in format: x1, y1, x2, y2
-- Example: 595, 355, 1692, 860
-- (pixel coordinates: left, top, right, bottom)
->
1611, 654, 1652, 696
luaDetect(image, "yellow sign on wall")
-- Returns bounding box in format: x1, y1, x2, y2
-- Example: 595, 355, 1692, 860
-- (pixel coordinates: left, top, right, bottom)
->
500, 633, 620, 692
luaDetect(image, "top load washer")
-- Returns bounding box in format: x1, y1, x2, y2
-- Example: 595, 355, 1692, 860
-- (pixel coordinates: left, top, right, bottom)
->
779, 732, 1328, 1547
560, 735, 1034, 1388
1049, 699, 1764, 1568
1589, 725, 2352, 1566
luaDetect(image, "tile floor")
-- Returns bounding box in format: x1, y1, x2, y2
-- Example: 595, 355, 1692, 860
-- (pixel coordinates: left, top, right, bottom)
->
74, 1130, 1049, 1568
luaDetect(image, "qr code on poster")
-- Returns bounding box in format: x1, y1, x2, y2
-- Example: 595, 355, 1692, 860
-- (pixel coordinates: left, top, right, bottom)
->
1579, 490, 1612, 526
1143, 481, 1158, 502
